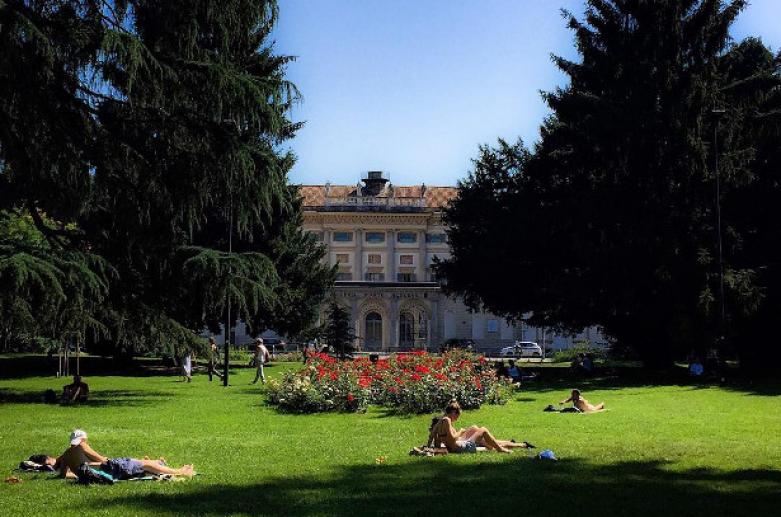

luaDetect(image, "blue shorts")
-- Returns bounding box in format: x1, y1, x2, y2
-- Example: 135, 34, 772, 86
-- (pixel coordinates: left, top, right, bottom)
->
454, 440, 477, 454
100, 458, 145, 480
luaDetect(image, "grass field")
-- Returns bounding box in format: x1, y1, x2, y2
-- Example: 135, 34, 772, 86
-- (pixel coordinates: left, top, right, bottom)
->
1, 358, 780, 517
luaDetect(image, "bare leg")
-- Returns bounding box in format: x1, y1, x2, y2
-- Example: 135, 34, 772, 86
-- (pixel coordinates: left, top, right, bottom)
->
138, 459, 194, 477
496, 440, 529, 448
471, 428, 511, 453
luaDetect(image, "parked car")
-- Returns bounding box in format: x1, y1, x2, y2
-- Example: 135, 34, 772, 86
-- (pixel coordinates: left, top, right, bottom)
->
440, 339, 475, 352
500, 341, 543, 358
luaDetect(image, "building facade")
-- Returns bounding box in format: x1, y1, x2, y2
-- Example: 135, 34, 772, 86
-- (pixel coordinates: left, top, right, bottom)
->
301, 171, 605, 353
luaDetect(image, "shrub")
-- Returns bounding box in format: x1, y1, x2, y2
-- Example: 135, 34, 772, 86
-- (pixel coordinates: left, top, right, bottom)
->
273, 351, 303, 363
550, 344, 607, 363
266, 350, 512, 414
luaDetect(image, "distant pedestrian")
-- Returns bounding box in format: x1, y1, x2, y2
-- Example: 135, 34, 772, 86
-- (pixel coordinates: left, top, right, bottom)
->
208, 337, 223, 382
181, 352, 193, 383
251, 338, 270, 384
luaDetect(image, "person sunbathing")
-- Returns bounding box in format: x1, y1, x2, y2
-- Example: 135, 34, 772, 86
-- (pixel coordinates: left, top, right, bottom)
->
426, 400, 530, 454
560, 389, 605, 412
42, 429, 195, 479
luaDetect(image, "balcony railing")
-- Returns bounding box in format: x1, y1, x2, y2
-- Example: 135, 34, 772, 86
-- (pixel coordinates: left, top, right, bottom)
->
364, 273, 385, 282
321, 196, 426, 212
396, 273, 417, 283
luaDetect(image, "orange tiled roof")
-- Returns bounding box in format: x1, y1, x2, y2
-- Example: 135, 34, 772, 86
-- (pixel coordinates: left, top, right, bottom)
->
298, 184, 458, 209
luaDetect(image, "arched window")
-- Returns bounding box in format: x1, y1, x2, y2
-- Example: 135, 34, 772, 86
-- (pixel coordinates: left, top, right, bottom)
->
365, 312, 383, 349
399, 312, 414, 347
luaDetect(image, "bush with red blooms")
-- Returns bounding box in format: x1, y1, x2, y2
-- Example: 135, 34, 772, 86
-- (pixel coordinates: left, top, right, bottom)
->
266, 349, 511, 414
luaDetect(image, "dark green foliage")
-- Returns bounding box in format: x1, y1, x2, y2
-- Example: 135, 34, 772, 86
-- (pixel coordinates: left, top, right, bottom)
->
439, 1, 781, 367
323, 298, 355, 360
0, 1, 332, 355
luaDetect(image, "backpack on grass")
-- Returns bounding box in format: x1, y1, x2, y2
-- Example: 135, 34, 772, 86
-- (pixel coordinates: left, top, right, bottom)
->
75, 464, 115, 485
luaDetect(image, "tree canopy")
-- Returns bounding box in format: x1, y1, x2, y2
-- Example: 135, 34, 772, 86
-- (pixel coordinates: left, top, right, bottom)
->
0, 1, 333, 355
438, 0, 781, 367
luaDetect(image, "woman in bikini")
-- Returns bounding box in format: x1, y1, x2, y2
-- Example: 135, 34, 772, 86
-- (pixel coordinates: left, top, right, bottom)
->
425, 400, 530, 454
560, 389, 605, 412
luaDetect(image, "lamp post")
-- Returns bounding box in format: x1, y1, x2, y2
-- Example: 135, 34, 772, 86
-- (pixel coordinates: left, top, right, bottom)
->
223, 190, 233, 387
712, 108, 727, 346
222, 118, 238, 387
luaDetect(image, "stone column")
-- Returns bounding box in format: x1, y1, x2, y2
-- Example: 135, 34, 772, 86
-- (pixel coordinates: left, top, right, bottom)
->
323, 230, 332, 266
430, 298, 439, 351
387, 229, 396, 283
389, 297, 399, 350
350, 298, 360, 351
417, 230, 426, 282
354, 229, 363, 281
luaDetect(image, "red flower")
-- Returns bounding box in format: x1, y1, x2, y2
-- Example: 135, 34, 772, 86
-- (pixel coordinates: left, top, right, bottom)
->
330, 372, 339, 381
411, 373, 422, 382
358, 376, 372, 388
414, 365, 431, 374
435, 373, 447, 381
347, 393, 355, 402
475, 378, 483, 390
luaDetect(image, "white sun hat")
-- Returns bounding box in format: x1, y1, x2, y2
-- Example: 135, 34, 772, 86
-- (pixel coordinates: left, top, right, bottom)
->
69, 429, 87, 446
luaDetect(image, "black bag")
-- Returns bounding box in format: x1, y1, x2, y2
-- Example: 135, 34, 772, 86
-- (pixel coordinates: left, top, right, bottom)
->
76, 463, 115, 485
543, 404, 558, 412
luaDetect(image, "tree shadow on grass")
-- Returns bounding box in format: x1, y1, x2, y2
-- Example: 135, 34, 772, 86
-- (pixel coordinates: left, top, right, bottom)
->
518, 368, 781, 397
97, 457, 781, 517
0, 388, 169, 407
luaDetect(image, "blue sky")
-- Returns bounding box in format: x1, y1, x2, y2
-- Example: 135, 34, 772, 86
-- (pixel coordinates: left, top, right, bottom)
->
273, 0, 781, 186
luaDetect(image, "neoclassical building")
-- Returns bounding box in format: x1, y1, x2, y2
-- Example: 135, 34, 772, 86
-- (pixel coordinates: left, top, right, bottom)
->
301, 171, 604, 352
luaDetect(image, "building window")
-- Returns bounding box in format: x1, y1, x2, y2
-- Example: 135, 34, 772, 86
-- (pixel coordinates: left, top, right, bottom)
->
333, 232, 353, 242
397, 272, 417, 282
365, 312, 383, 349
487, 319, 499, 333
399, 312, 414, 347
397, 232, 417, 244
399, 254, 414, 265
364, 272, 385, 282
368, 254, 382, 265
426, 233, 447, 244
336, 272, 352, 281
336, 254, 350, 264
365, 232, 385, 243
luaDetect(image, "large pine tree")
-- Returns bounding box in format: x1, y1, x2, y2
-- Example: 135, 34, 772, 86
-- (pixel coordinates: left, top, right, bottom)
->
0, 1, 332, 356
439, 0, 780, 367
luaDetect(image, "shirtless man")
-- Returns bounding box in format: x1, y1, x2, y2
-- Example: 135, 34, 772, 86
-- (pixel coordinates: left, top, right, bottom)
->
560, 389, 605, 412
427, 400, 527, 454
61, 375, 89, 404
42, 429, 195, 479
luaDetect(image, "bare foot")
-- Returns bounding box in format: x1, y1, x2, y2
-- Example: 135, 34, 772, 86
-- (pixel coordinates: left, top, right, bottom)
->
178, 464, 195, 477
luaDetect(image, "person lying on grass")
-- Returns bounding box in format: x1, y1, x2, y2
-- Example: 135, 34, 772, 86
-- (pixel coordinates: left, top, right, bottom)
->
560, 389, 605, 413
426, 400, 530, 454
40, 429, 195, 480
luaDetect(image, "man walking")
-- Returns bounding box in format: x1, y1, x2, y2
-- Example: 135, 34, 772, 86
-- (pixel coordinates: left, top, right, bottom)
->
207, 337, 223, 382
251, 338, 270, 384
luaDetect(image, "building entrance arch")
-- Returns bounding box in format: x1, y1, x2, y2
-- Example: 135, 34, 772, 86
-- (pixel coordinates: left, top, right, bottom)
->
365, 312, 383, 350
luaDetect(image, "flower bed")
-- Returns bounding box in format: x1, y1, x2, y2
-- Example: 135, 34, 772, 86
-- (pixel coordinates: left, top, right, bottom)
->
266, 350, 511, 414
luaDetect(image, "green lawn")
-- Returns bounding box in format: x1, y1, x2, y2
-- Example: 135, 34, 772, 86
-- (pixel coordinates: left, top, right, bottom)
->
1, 359, 780, 516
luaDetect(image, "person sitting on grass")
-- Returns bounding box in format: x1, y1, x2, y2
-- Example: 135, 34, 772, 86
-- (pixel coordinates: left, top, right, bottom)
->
560, 389, 605, 413
427, 400, 530, 454
61, 375, 89, 404
41, 429, 195, 480
507, 360, 522, 384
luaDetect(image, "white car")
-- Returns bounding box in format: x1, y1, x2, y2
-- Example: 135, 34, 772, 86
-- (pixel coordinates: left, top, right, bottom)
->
500, 341, 543, 358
